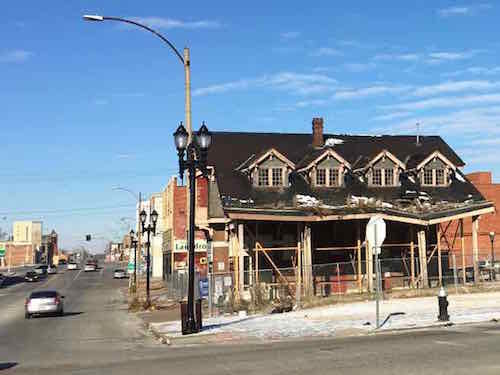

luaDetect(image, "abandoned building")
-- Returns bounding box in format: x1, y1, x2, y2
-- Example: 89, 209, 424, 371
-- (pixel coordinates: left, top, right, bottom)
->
164, 117, 495, 298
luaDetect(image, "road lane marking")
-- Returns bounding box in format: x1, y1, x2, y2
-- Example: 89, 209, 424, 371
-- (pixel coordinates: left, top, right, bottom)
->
73, 269, 83, 281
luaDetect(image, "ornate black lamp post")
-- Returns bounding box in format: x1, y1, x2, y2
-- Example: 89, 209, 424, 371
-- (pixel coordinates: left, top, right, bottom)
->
489, 231, 496, 281
129, 230, 139, 292
139, 209, 159, 307
173, 122, 212, 334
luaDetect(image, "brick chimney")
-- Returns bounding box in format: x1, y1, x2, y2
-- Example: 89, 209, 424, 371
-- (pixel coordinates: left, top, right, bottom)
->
312, 117, 324, 148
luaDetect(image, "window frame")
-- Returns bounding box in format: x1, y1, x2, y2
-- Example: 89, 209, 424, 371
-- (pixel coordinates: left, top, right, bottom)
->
258, 168, 269, 186
372, 169, 382, 186
271, 167, 283, 187
329, 168, 340, 187
316, 168, 326, 186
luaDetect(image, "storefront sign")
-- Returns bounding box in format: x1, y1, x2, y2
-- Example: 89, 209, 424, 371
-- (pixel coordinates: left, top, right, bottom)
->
173, 240, 211, 253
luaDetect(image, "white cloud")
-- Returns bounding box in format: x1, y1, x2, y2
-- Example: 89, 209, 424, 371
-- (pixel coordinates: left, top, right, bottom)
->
443, 66, 500, 77
343, 62, 377, 72
412, 80, 500, 97
374, 53, 420, 61
438, 4, 492, 17
129, 17, 221, 30
372, 111, 413, 121
469, 137, 500, 146
193, 72, 338, 97
333, 85, 410, 100
383, 93, 500, 111
280, 31, 301, 39
192, 79, 253, 96
310, 47, 343, 57
374, 50, 479, 64
0, 50, 33, 63
374, 106, 500, 135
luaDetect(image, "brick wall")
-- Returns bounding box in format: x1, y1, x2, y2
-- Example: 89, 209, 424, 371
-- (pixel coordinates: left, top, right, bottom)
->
441, 172, 499, 267
1, 243, 33, 267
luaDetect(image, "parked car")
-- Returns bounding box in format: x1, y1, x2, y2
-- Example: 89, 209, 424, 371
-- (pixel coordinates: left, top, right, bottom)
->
25, 271, 40, 282
34, 265, 48, 275
58, 259, 67, 265
25, 290, 64, 318
84, 263, 96, 272
67, 263, 78, 270
47, 266, 57, 275
113, 269, 127, 279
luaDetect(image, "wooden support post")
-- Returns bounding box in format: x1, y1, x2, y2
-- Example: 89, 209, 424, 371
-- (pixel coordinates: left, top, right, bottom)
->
460, 219, 466, 284
230, 230, 239, 299
418, 229, 428, 288
303, 224, 313, 297
296, 223, 302, 304
472, 216, 480, 284
356, 221, 362, 292
410, 225, 415, 288
437, 224, 443, 286
255, 223, 259, 286
238, 223, 245, 291
366, 240, 373, 293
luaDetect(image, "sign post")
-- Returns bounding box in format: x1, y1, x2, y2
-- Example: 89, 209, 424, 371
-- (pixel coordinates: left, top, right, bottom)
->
366, 216, 386, 329
0, 244, 5, 269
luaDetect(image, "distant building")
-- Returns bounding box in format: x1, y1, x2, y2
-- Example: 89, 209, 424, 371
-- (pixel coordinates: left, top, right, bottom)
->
40, 230, 58, 264
150, 192, 163, 279
13, 221, 42, 249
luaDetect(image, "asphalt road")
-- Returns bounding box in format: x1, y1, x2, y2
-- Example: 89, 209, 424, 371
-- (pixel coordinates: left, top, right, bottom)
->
2, 264, 500, 374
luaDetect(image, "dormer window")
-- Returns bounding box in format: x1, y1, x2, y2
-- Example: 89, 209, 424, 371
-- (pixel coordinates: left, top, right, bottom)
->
366, 150, 404, 187
298, 149, 350, 188
242, 148, 295, 188
417, 151, 455, 187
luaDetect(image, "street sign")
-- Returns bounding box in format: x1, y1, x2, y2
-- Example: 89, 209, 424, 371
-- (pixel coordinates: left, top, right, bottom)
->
0, 244, 5, 258
365, 215, 386, 255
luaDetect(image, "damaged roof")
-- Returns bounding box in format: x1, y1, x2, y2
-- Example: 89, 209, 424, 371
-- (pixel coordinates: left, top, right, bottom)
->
207, 130, 490, 219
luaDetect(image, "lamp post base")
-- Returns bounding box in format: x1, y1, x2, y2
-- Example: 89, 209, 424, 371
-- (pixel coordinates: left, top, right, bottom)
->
180, 300, 203, 335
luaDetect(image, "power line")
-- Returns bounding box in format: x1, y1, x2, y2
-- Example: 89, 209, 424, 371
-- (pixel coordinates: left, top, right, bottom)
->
0, 203, 135, 216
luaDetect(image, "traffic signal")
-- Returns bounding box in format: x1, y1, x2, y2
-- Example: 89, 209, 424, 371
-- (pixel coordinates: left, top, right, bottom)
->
85, 234, 91, 241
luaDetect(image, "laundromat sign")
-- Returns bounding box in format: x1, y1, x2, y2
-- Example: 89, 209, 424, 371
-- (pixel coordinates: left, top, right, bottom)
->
174, 240, 211, 253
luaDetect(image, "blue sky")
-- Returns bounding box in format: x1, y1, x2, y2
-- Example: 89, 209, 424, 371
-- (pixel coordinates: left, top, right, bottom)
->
2, 1, 500, 251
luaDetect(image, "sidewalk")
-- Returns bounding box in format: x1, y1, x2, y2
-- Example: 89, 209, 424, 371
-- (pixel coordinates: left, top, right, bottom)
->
146, 291, 500, 346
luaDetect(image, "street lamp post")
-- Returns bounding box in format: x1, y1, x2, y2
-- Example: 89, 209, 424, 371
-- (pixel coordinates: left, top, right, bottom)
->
174, 122, 212, 335
82, 14, 193, 138
113, 187, 142, 294
139, 209, 159, 307
489, 231, 496, 281
129, 230, 138, 289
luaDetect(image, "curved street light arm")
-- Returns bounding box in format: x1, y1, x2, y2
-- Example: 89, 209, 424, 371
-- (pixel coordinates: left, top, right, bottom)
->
96, 16, 185, 65
112, 187, 140, 202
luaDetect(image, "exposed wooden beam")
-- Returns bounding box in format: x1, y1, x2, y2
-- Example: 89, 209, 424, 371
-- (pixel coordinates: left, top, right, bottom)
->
428, 206, 494, 225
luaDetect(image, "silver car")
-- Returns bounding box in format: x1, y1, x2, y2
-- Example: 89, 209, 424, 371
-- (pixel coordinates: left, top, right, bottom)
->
113, 269, 127, 279
25, 290, 64, 319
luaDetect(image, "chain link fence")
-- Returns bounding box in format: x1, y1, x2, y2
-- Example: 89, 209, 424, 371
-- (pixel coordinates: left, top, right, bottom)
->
163, 250, 500, 314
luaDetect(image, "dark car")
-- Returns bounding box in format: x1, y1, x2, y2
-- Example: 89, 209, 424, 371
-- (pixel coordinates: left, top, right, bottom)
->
58, 259, 67, 265
25, 271, 40, 282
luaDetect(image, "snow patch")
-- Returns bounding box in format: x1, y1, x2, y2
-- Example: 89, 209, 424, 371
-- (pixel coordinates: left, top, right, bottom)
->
324, 138, 344, 147
296, 194, 320, 206
455, 172, 466, 182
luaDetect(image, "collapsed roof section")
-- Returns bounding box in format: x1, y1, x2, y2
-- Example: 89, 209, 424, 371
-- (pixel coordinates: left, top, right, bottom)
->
207, 127, 493, 223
